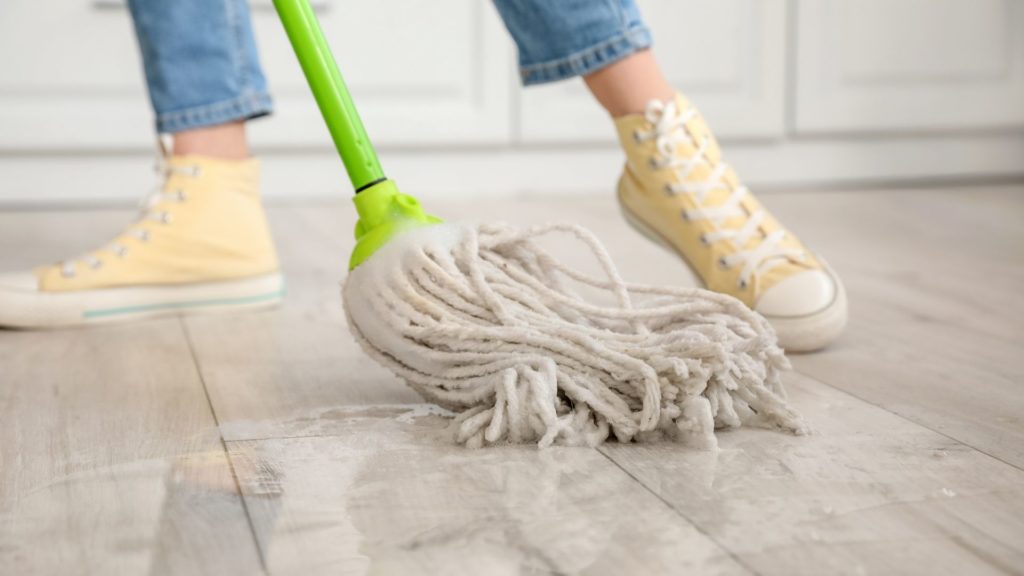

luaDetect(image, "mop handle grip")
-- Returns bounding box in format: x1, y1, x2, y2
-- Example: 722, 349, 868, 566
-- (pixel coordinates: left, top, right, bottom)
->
273, 0, 385, 191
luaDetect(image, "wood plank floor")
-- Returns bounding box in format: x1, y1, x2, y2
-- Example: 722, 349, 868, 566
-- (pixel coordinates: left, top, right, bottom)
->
1, 183, 1022, 575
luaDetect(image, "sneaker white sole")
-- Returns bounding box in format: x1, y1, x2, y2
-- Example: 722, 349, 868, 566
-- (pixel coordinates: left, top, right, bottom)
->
617, 199, 846, 352
0, 273, 284, 329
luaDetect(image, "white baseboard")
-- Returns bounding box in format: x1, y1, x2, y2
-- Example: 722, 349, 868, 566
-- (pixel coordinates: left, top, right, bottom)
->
1, 133, 1022, 206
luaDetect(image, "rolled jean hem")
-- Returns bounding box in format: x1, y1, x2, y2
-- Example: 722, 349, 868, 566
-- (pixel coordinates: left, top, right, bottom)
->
155, 92, 274, 134
519, 25, 653, 86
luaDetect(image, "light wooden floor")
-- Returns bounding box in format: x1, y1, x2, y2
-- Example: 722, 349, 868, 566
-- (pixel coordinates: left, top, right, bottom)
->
1, 184, 1023, 575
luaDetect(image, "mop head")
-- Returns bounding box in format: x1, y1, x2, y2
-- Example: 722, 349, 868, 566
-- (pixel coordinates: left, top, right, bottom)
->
343, 222, 807, 449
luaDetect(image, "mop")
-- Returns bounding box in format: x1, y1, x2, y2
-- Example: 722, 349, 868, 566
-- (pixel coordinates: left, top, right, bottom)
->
274, 0, 807, 448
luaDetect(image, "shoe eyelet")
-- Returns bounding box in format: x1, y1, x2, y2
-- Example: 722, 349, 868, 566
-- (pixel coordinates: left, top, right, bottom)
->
90, 260, 104, 269
648, 158, 660, 170
718, 257, 730, 269
633, 130, 643, 144
664, 184, 675, 196
190, 166, 202, 178
737, 279, 749, 290
177, 189, 187, 202
160, 212, 173, 224
681, 210, 693, 221
699, 234, 710, 246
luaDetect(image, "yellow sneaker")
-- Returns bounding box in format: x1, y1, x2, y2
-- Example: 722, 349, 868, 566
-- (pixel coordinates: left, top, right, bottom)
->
615, 94, 846, 351
0, 155, 283, 328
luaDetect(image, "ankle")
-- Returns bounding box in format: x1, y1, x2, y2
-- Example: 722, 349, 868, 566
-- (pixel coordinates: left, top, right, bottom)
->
172, 121, 251, 160
584, 50, 676, 117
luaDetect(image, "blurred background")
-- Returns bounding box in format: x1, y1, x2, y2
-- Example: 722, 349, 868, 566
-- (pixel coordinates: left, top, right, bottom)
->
0, 0, 1022, 204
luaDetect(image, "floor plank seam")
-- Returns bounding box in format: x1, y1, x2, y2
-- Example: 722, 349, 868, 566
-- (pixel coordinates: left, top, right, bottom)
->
791, 367, 1024, 474
180, 317, 271, 575
595, 447, 763, 576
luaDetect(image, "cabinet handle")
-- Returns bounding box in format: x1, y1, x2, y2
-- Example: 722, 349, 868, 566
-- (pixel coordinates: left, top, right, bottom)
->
92, 0, 331, 13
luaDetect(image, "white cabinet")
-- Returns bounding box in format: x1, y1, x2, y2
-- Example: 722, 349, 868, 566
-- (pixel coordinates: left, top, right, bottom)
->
795, 0, 1024, 133
0, 0, 153, 150
0, 0, 1021, 201
0, 0, 514, 150
517, 0, 788, 143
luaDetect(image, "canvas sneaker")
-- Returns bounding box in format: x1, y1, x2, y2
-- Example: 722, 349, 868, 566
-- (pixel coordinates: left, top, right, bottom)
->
0, 154, 283, 328
614, 94, 846, 351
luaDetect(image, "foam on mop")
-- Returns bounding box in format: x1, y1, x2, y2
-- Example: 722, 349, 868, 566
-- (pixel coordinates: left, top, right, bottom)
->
343, 221, 807, 448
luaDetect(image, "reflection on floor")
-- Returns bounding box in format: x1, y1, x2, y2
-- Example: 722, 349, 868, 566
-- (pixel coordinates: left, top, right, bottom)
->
2, 184, 1023, 575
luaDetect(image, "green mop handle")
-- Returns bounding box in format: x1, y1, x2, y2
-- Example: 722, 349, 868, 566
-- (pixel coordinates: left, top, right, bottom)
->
273, 0, 385, 192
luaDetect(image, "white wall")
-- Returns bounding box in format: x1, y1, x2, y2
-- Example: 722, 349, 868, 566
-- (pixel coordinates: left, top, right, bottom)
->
1, 0, 1022, 204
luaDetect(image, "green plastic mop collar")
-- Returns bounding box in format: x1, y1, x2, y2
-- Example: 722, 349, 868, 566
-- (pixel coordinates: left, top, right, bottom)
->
350, 180, 441, 269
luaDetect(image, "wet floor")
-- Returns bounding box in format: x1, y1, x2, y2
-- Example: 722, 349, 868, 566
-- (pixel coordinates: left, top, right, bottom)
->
2, 185, 1023, 574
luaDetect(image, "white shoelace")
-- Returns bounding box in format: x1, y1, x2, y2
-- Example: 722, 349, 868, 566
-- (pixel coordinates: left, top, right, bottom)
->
634, 100, 804, 289
59, 161, 200, 278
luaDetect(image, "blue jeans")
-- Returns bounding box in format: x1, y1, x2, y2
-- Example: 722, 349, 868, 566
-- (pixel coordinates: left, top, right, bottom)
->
128, 0, 652, 134
492, 0, 652, 85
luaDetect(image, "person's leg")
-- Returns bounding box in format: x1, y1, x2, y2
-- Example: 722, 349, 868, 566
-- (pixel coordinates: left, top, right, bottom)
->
173, 121, 250, 159
127, 0, 271, 157
491, 0, 653, 88
582, 49, 673, 117
0, 0, 282, 329
492, 0, 846, 351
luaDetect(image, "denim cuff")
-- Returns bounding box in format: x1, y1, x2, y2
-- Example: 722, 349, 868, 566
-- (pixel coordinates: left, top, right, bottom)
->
519, 25, 653, 86
156, 92, 274, 134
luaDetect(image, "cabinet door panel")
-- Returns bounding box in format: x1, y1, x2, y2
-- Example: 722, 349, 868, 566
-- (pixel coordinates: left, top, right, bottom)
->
518, 0, 788, 143
795, 0, 1024, 133
0, 0, 152, 149
250, 0, 514, 146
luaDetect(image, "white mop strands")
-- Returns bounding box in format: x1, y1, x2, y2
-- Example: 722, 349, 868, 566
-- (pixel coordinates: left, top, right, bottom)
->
343, 222, 808, 448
